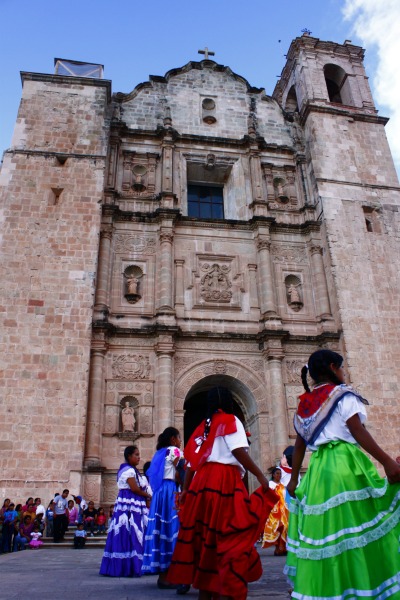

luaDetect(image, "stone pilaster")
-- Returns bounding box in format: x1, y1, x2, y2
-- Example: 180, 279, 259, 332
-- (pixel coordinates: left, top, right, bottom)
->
155, 335, 175, 432
157, 228, 175, 314
175, 259, 185, 315
263, 339, 289, 461
248, 263, 259, 309
256, 237, 279, 319
93, 226, 112, 320
84, 345, 106, 467
309, 244, 331, 319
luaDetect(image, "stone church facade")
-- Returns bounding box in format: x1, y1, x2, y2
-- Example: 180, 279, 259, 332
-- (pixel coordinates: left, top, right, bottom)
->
1, 34, 399, 503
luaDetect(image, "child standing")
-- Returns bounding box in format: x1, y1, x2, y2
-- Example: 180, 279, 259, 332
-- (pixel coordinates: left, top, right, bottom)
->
29, 526, 43, 549
73, 523, 87, 549
96, 507, 107, 534
141, 427, 183, 588
45, 501, 54, 538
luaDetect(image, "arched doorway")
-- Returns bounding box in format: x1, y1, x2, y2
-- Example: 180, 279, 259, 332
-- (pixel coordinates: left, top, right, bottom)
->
182, 374, 257, 488
184, 389, 245, 445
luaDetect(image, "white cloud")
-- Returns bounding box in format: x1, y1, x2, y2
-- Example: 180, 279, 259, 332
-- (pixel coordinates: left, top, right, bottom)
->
343, 0, 400, 177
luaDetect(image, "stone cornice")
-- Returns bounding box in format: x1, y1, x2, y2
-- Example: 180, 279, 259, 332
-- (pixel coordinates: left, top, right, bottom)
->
5, 149, 107, 160
91, 322, 341, 345
300, 101, 388, 126
111, 125, 296, 155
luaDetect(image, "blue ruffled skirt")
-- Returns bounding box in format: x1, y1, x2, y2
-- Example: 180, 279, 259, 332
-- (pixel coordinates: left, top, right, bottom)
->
141, 479, 180, 573
99, 488, 148, 577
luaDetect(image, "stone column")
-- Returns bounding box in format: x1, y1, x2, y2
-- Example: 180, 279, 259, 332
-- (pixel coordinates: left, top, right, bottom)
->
263, 340, 289, 461
310, 244, 331, 319
93, 226, 112, 320
256, 238, 278, 318
155, 335, 175, 432
84, 347, 106, 467
157, 228, 174, 314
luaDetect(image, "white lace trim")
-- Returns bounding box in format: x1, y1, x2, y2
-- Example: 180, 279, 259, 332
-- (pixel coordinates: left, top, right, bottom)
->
287, 500, 400, 560
103, 549, 142, 560
289, 480, 389, 516
289, 489, 400, 548
285, 571, 400, 599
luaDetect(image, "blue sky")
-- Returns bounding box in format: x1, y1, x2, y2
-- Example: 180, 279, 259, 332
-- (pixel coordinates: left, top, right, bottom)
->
1, 0, 399, 174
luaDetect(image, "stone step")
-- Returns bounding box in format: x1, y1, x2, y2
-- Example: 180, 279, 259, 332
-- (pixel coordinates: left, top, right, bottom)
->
41, 537, 106, 549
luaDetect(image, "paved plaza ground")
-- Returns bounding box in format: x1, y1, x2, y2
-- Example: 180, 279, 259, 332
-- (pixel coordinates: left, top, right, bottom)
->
2, 546, 291, 599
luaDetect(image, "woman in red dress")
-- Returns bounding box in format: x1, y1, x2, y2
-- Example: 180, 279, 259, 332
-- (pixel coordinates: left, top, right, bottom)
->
168, 387, 278, 600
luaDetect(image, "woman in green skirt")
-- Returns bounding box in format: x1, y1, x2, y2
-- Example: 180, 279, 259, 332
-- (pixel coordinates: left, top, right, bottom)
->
286, 349, 400, 599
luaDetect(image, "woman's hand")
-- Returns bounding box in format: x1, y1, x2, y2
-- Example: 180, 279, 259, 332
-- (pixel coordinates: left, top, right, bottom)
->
257, 474, 270, 493
287, 478, 298, 498
179, 490, 187, 506
383, 458, 400, 484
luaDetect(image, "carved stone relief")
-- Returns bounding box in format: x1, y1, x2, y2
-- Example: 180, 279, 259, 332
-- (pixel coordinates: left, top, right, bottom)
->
271, 245, 308, 264
102, 475, 118, 504
200, 263, 232, 303
174, 356, 197, 376
139, 407, 153, 434
112, 355, 151, 380
284, 360, 305, 384
192, 255, 243, 308
114, 235, 156, 255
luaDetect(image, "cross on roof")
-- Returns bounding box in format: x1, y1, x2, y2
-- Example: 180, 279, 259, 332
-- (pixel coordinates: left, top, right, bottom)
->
198, 47, 215, 60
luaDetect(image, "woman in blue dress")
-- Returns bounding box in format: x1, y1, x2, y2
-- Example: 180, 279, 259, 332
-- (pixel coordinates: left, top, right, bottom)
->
100, 445, 152, 577
141, 427, 183, 588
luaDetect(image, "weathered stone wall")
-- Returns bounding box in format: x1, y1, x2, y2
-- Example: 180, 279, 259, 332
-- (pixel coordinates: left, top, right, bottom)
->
0, 74, 110, 499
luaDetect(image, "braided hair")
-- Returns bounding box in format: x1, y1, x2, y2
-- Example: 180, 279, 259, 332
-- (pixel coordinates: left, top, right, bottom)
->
302, 349, 344, 392
156, 427, 180, 450
203, 387, 234, 440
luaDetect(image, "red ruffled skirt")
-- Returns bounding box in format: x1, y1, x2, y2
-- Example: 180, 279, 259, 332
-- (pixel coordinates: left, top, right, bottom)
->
167, 462, 278, 599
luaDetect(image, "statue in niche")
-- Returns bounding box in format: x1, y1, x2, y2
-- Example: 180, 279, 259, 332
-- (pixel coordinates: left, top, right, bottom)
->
127, 276, 140, 295
121, 401, 136, 432
286, 282, 303, 312
124, 267, 143, 304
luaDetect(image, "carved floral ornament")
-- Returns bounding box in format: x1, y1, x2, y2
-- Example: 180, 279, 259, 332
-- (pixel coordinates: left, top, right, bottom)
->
200, 263, 232, 303
112, 354, 151, 380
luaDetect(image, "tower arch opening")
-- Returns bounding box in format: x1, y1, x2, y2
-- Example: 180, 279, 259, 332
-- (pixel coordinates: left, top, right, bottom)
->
324, 63, 353, 106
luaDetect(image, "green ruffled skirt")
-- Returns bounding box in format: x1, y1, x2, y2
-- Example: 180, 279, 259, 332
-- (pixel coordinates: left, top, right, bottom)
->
285, 441, 400, 599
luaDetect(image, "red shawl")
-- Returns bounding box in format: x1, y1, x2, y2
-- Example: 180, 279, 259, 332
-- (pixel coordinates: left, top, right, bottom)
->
297, 384, 335, 418
185, 410, 237, 471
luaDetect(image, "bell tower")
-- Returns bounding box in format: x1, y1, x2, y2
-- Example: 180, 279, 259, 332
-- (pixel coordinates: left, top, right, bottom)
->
273, 34, 400, 455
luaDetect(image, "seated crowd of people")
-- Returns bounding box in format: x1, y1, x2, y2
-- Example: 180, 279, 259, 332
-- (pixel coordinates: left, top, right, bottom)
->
0, 493, 113, 552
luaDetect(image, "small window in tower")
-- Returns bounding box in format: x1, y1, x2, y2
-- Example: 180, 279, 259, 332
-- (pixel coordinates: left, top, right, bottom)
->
188, 185, 224, 219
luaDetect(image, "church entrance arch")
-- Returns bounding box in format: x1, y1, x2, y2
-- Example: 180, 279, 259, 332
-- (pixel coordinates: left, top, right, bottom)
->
174, 360, 271, 489
183, 376, 247, 444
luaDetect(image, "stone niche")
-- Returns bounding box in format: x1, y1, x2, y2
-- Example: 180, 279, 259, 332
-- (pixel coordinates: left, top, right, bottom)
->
120, 151, 159, 197
262, 163, 299, 210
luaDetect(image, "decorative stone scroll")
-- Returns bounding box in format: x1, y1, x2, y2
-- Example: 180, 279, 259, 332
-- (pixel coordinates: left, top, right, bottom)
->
114, 235, 156, 255
112, 354, 151, 380
200, 263, 232, 303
